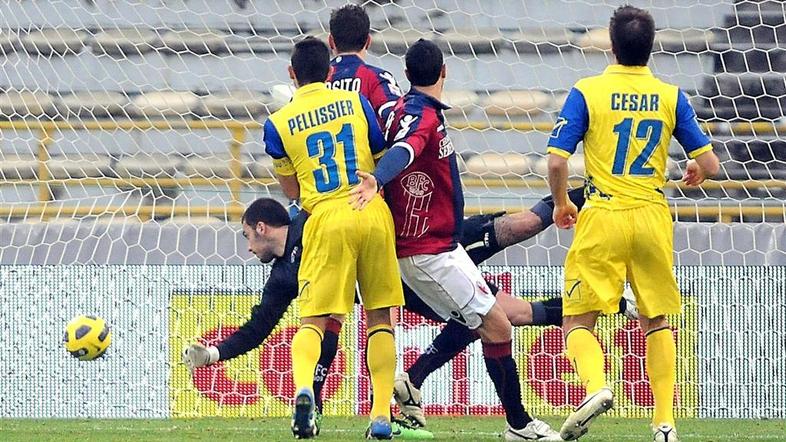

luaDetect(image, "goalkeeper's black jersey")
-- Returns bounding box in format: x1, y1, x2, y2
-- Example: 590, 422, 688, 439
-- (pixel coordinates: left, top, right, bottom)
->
215, 211, 305, 360
214, 205, 534, 361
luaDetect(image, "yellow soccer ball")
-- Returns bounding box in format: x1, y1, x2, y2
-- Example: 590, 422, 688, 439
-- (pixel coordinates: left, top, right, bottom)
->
63, 315, 112, 361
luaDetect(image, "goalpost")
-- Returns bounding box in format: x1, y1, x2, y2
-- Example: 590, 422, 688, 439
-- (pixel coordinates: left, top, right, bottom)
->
0, 0, 783, 421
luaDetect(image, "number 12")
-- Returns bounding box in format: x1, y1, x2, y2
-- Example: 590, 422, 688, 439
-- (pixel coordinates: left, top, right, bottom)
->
611, 118, 663, 176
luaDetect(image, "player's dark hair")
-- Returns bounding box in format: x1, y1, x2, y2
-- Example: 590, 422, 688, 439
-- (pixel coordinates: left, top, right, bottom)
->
329, 4, 370, 53
405, 39, 443, 87
291, 36, 331, 85
242, 198, 290, 228
609, 5, 655, 66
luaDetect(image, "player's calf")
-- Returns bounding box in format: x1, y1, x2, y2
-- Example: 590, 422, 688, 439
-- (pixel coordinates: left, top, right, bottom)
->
479, 303, 555, 439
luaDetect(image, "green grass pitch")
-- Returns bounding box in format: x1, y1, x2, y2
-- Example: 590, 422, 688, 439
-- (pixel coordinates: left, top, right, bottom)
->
1, 417, 784, 441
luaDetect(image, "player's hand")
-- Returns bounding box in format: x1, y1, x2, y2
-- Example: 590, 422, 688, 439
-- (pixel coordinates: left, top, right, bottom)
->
553, 201, 578, 229
682, 159, 707, 186
349, 171, 378, 210
182, 343, 219, 375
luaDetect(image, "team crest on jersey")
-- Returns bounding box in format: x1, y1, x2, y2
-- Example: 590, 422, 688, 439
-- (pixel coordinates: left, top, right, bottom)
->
400, 171, 434, 238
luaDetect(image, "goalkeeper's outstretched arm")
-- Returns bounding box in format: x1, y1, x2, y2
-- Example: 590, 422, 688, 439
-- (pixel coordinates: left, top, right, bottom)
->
183, 275, 296, 373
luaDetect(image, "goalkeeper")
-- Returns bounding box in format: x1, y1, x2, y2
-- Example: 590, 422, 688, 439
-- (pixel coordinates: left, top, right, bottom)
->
181, 190, 638, 411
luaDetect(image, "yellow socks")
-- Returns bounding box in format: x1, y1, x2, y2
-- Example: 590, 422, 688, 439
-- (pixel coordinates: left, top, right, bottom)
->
291, 324, 324, 391
366, 324, 396, 420
646, 328, 677, 427
565, 327, 607, 394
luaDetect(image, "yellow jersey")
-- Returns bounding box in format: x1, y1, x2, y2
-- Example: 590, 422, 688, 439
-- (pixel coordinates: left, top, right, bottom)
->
547, 65, 713, 209
264, 82, 386, 212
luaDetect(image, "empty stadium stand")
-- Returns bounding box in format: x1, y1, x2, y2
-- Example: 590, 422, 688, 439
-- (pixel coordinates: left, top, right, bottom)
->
0, 0, 782, 223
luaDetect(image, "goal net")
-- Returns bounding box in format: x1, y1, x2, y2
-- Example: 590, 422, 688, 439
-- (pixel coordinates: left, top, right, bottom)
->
0, 0, 784, 421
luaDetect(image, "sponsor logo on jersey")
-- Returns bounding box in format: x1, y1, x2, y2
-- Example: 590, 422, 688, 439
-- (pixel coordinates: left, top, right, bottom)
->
438, 135, 455, 159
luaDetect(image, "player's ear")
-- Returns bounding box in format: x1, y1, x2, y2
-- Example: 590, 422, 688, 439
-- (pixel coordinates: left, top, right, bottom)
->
440, 64, 446, 79
364, 34, 371, 51
288, 65, 298, 88
404, 69, 411, 82
255, 221, 266, 236
328, 34, 336, 51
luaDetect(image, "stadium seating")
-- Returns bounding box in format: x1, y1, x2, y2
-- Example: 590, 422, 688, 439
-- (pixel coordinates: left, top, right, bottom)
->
21, 28, 86, 55
0, 154, 38, 180
0, 90, 57, 118
132, 91, 201, 119
699, 0, 786, 121
464, 152, 533, 178
0, 0, 781, 221
483, 90, 551, 117
199, 91, 269, 119
506, 28, 574, 55
114, 153, 180, 178
92, 28, 159, 56
57, 91, 135, 119
46, 154, 113, 180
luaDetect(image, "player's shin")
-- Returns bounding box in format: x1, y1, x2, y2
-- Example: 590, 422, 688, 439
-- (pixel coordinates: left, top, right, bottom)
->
564, 326, 607, 393
482, 339, 533, 429
313, 317, 342, 412
291, 324, 324, 391
366, 323, 396, 421
646, 327, 677, 428
407, 320, 478, 388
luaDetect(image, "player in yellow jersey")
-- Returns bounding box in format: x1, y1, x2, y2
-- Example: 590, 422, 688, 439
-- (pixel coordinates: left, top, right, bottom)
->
546, 6, 720, 442
263, 37, 404, 440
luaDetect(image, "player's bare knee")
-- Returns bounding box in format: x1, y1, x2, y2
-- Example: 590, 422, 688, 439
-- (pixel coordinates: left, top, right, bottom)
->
478, 303, 512, 342
301, 315, 330, 331
329, 314, 345, 325
639, 315, 669, 335
562, 312, 599, 334
497, 293, 533, 326
365, 308, 393, 328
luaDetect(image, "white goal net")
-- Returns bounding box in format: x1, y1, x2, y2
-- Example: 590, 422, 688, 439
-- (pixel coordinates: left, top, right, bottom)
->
0, 0, 784, 421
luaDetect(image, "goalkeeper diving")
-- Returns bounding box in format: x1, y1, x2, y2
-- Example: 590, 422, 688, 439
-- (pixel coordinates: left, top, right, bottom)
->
182, 190, 639, 433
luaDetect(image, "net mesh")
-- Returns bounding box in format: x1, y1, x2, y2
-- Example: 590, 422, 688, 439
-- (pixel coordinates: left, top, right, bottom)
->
0, 0, 784, 421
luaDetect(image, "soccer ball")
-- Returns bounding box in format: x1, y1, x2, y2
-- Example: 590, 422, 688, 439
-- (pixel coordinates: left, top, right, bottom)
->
63, 315, 112, 361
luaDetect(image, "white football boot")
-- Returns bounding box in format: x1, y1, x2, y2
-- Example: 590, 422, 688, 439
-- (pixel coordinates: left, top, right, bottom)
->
559, 387, 614, 440
504, 418, 563, 441
393, 372, 427, 427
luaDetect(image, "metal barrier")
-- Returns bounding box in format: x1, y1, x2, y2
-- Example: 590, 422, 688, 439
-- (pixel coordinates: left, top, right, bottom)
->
1, 119, 783, 222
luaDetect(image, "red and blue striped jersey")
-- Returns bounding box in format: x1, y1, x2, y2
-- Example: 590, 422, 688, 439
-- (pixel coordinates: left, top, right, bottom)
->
383, 89, 463, 257
327, 54, 403, 127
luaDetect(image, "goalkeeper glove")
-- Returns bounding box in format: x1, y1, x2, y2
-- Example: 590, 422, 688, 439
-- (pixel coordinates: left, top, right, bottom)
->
182, 343, 220, 374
